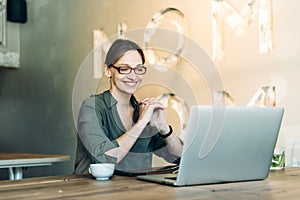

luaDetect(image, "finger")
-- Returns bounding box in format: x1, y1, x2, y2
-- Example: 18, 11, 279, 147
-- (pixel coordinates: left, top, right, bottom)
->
139, 98, 152, 104
140, 98, 161, 105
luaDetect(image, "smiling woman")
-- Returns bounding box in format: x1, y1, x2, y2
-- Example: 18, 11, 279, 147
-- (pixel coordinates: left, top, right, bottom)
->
74, 39, 183, 175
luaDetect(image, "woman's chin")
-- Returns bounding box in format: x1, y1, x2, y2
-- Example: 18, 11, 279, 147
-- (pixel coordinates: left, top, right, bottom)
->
120, 86, 138, 94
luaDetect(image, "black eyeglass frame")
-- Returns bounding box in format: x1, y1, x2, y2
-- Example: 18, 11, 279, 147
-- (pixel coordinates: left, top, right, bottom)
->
109, 64, 147, 75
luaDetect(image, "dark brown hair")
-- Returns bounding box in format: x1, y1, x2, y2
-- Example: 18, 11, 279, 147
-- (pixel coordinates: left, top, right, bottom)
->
104, 39, 145, 66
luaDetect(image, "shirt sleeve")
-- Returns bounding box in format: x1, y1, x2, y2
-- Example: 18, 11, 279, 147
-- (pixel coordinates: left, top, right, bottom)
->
77, 97, 119, 164
151, 134, 180, 164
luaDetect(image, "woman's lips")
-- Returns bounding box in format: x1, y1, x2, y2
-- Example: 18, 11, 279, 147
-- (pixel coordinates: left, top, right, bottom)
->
123, 81, 138, 86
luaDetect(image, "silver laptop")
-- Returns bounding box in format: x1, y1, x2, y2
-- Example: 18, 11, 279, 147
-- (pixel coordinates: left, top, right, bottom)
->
137, 105, 284, 186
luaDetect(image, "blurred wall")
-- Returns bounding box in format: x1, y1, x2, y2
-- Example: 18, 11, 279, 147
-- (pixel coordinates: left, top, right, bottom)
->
1, 0, 299, 179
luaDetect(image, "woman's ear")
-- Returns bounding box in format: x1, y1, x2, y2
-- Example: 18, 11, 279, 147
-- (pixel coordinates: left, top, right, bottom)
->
104, 65, 112, 78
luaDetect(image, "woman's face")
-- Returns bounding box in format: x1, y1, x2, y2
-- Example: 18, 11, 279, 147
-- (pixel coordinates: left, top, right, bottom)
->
108, 50, 145, 96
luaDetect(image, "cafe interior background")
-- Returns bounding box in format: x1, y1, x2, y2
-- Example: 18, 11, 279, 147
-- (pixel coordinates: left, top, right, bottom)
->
0, 0, 299, 179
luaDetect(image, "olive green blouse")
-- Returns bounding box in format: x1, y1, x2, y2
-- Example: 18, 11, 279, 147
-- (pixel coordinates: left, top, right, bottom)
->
74, 90, 179, 174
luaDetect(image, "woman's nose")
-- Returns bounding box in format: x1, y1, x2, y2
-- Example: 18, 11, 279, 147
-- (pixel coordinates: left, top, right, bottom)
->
127, 70, 138, 78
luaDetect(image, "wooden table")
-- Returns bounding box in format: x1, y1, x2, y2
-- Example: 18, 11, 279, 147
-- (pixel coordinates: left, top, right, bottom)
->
0, 153, 70, 180
0, 167, 299, 199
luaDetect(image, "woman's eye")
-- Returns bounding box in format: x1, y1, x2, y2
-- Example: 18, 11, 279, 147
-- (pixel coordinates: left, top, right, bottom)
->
120, 68, 131, 72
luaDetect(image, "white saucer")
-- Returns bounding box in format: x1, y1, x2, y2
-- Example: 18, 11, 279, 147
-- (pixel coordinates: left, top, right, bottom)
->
95, 177, 110, 180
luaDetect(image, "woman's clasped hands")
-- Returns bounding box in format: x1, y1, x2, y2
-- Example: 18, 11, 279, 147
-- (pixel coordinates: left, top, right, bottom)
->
138, 98, 169, 133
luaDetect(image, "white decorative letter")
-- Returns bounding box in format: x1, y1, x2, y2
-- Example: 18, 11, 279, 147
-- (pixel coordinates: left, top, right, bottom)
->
211, 0, 274, 60
93, 29, 111, 79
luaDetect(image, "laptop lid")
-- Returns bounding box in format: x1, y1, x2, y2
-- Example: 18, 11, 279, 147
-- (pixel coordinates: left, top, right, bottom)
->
138, 105, 284, 186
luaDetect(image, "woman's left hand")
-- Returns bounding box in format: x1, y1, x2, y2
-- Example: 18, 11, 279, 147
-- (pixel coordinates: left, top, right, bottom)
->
139, 98, 168, 132
149, 106, 169, 134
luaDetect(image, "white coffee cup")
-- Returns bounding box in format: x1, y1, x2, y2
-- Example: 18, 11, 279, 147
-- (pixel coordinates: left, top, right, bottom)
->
89, 163, 115, 180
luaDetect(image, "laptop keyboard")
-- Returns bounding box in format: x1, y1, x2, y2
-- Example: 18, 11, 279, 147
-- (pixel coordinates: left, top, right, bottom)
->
153, 165, 179, 174
164, 176, 177, 180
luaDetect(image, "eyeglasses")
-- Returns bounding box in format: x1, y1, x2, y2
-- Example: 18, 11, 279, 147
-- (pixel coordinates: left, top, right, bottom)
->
110, 64, 147, 75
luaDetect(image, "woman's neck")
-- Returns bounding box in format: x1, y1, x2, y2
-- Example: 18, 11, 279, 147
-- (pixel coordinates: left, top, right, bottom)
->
109, 89, 131, 106
110, 89, 134, 129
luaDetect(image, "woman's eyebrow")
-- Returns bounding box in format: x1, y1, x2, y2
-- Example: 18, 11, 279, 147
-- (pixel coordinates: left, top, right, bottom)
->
118, 63, 143, 67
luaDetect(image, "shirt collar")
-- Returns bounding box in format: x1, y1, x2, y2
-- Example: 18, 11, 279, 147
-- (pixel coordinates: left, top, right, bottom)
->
103, 90, 139, 109
103, 90, 117, 109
